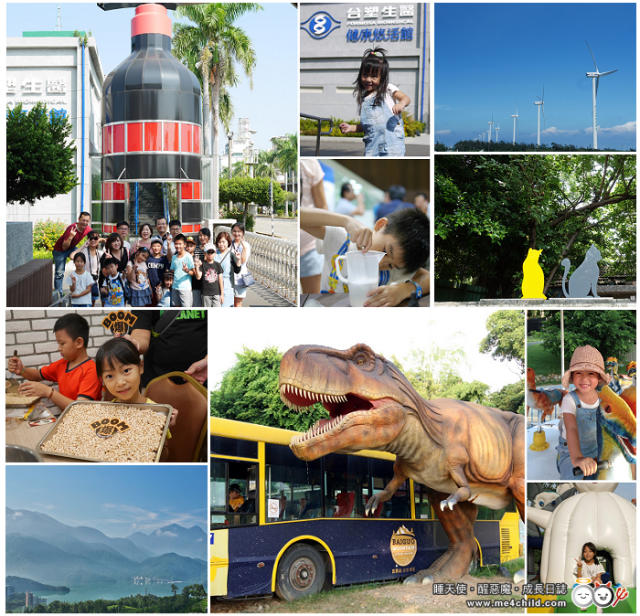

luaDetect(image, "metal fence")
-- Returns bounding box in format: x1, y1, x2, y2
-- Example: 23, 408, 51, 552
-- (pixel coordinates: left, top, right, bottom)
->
218, 227, 298, 305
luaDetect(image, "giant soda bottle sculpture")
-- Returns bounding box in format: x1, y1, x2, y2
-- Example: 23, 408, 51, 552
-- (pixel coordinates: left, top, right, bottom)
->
101, 4, 203, 232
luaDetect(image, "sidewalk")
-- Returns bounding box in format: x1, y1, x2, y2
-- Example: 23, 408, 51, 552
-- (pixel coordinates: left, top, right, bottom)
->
301, 133, 430, 157
243, 281, 296, 307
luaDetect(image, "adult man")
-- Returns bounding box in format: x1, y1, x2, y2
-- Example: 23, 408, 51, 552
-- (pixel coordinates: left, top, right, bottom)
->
373, 185, 414, 222
196, 228, 211, 262
163, 219, 182, 258
334, 182, 365, 216
52, 212, 92, 294
153, 216, 171, 251
115, 220, 131, 252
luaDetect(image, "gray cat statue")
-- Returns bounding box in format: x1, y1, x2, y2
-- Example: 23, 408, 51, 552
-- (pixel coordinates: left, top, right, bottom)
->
561, 244, 601, 298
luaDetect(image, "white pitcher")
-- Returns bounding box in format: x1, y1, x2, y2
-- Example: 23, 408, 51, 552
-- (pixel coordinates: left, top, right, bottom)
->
334, 250, 385, 307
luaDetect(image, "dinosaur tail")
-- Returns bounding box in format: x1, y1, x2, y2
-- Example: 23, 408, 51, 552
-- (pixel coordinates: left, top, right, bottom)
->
560, 258, 571, 298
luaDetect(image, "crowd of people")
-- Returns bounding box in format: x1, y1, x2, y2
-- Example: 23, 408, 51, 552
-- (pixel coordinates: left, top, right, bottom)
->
53, 214, 252, 308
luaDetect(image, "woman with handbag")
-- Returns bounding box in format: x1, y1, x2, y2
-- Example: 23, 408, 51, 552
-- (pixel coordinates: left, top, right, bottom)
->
231, 223, 252, 307
214, 231, 236, 307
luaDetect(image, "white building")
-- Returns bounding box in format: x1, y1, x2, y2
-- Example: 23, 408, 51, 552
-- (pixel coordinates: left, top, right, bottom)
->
220, 117, 257, 175
6, 31, 104, 224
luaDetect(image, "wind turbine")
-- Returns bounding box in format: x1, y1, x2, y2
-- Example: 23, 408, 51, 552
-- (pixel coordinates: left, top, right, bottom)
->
488, 116, 494, 143
495, 124, 500, 142
585, 41, 618, 150
511, 109, 519, 145
534, 88, 544, 147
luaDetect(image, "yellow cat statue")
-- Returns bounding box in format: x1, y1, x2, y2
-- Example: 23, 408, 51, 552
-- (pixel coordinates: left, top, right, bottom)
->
521, 248, 547, 299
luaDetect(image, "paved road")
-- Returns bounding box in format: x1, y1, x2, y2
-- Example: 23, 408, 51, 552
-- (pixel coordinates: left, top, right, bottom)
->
253, 216, 297, 242
301, 135, 430, 157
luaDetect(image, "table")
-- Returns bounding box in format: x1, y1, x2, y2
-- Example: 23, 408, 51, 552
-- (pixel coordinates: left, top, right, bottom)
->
300, 293, 430, 307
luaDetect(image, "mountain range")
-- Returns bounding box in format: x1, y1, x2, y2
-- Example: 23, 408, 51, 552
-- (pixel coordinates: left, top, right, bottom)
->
6, 508, 206, 588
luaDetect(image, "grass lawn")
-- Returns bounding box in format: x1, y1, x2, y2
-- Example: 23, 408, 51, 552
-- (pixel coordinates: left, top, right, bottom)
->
527, 336, 562, 378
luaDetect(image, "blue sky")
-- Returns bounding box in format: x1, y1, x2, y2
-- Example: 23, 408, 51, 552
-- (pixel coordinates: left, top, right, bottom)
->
7, 2, 298, 152
6, 466, 207, 537
435, 3, 636, 149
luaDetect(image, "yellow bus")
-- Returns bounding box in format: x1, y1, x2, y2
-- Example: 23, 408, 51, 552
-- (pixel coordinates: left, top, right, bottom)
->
210, 417, 520, 600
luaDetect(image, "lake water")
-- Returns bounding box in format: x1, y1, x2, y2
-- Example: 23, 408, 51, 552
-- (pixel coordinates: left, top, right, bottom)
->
38, 581, 198, 603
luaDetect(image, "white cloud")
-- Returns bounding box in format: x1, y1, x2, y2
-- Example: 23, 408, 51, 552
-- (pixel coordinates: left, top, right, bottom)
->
585, 121, 636, 135
542, 126, 579, 135
436, 129, 452, 135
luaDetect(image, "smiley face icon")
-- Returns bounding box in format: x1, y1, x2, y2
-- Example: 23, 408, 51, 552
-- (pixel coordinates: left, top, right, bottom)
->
571, 584, 594, 609
593, 584, 614, 608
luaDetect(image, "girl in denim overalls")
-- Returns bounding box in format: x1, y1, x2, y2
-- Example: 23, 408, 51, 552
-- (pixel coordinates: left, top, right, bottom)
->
339, 48, 410, 157
556, 346, 610, 480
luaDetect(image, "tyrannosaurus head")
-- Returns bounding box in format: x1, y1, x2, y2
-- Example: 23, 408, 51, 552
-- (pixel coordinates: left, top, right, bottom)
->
279, 344, 419, 460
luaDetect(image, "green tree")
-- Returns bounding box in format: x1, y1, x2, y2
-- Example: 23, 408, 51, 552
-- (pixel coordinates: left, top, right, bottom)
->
488, 381, 525, 414
7, 103, 77, 205
210, 347, 328, 431
480, 311, 525, 373
271, 134, 298, 216
539, 310, 636, 363
173, 3, 260, 220
435, 155, 636, 298
219, 176, 286, 224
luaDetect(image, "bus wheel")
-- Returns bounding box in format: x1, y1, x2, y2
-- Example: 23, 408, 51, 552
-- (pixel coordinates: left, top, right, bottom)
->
275, 544, 327, 601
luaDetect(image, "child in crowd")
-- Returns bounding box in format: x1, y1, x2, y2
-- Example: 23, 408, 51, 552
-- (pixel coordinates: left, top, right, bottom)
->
128, 247, 152, 307
196, 243, 224, 307
64, 253, 94, 307
101, 257, 127, 307
300, 207, 429, 306
557, 345, 610, 480
156, 271, 173, 307
8, 314, 102, 410
185, 236, 202, 306
164, 219, 182, 258
339, 48, 410, 157
170, 233, 194, 307
147, 239, 169, 305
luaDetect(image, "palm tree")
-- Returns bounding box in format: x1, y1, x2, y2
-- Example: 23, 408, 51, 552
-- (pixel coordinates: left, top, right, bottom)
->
173, 3, 260, 220
271, 134, 297, 216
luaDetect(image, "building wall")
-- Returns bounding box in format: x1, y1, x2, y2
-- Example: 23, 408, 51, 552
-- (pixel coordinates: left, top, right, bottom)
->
6, 34, 104, 225
300, 3, 428, 124
6, 310, 113, 379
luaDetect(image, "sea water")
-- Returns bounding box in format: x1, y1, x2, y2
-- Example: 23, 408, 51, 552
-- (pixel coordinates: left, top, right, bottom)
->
37, 581, 193, 603
348, 281, 377, 307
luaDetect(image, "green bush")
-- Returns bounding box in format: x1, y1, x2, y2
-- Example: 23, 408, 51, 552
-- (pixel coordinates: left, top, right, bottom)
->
33, 220, 66, 251
300, 113, 426, 138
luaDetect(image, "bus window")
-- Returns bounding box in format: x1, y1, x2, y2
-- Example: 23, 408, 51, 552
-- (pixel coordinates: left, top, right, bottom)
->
211, 435, 258, 459
324, 454, 369, 518
370, 458, 411, 519
210, 459, 258, 527
265, 443, 322, 522
414, 483, 435, 519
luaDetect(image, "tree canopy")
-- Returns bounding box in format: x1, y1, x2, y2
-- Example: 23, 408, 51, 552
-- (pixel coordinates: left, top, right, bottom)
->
219, 176, 287, 223
435, 155, 636, 297
480, 311, 525, 373
7, 103, 77, 205
538, 310, 636, 363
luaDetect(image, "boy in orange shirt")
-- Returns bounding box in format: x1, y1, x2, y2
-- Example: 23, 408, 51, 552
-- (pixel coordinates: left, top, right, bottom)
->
8, 314, 102, 411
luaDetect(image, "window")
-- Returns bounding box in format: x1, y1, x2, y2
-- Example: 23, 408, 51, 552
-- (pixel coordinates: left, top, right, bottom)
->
324, 454, 370, 518
210, 459, 258, 528
265, 443, 322, 522
370, 458, 411, 519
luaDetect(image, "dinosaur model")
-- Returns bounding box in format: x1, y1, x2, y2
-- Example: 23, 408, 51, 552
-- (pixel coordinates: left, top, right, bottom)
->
620, 361, 635, 416
527, 368, 566, 422
279, 343, 524, 582
605, 357, 622, 394
597, 384, 636, 470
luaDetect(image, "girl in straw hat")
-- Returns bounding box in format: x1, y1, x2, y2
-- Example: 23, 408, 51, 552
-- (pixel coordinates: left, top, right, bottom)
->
557, 345, 610, 480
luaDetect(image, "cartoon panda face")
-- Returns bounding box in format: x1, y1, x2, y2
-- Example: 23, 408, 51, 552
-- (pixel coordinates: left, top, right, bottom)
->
571, 584, 594, 609
593, 585, 614, 608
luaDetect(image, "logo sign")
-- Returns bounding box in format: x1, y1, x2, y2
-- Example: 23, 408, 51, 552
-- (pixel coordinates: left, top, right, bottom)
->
102, 311, 137, 335
300, 11, 341, 40
91, 417, 130, 439
390, 525, 417, 566
571, 582, 629, 610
